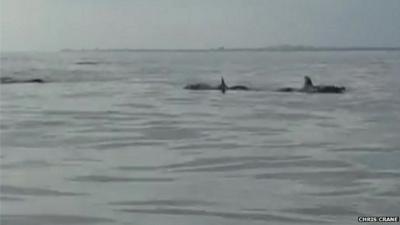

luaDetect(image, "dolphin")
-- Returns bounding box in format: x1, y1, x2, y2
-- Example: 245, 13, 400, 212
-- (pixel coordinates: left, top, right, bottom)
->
218, 77, 227, 93
1, 77, 45, 84
185, 77, 250, 93
277, 76, 345, 94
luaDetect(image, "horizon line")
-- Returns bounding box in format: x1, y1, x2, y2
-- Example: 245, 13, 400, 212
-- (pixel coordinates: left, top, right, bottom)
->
60, 45, 400, 52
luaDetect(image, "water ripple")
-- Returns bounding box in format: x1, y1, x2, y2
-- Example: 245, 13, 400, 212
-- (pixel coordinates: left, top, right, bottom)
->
117, 208, 327, 223
1, 160, 53, 170
0, 185, 86, 196
2, 51, 400, 225
162, 155, 310, 169
110, 199, 216, 207
0, 196, 25, 201
140, 126, 203, 140
255, 170, 400, 186
171, 159, 351, 173
284, 205, 362, 216
68, 175, 175, 183
1, 214, 114, 225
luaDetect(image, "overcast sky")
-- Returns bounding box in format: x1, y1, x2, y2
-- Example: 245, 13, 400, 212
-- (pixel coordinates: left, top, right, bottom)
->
1, 0, 400, 51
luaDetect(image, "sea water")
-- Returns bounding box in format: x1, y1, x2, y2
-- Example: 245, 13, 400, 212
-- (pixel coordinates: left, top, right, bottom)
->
1, 51, 400, 225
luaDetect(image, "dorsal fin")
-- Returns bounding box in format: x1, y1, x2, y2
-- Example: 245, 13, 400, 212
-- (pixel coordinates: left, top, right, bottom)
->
220, 76, 227, 94
221, 77, 227, 87
303, 76, 313, 88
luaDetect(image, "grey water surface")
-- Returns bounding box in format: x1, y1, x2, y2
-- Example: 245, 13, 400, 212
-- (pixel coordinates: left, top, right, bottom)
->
1, 51, 400, 225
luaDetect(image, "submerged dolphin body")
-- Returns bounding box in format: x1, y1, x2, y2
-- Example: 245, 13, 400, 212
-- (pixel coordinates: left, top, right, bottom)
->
1, 77, 45, 84
277, 76, 345, 94
185, 77, 249, 93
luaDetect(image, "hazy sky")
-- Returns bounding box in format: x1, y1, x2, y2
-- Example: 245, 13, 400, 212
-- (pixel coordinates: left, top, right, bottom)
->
1, 0, 400, 51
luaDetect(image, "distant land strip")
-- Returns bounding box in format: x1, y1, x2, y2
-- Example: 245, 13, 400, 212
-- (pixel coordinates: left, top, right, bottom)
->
61, 45, 400, 52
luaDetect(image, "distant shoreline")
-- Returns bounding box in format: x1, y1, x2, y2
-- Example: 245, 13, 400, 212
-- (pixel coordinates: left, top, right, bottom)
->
61, 46, 400, 52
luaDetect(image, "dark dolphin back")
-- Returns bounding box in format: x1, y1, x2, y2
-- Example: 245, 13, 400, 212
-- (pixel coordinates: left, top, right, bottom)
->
277, 76, 346, 94
277, 87, 296, 92
230, 85, 249, 90
314, 85, 346, 93
184, 83, 214, 90
1, 77, 45, 84
27, 79, 45, 83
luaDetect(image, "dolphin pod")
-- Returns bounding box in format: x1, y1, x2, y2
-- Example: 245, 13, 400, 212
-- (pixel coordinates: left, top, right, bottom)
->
185, 76, 346, 94
2, 75, 346, 94
277, 76, 346, 94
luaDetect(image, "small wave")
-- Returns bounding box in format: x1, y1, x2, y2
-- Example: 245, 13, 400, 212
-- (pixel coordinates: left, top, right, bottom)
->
328, 146, 397, 153
170, 159, 351, 173
171, 142, 247, 150
0, 196, 25, 202
255, 170, 400, 187
75, 61, 101, 65
116, 165, 161, 171
91, 140, 165, 150
376, 185, 400, 197
284, 205, 362, 216
1, 160, 53, 170
62, 158, 103, 163
0, 185, 86, 196
140, 126, 203, 140
117, 208, 326, 223
68, 175, 175, 183
162, 155, 309, 170
1, 214, 114, 225
109, 199, 216, 207
307, 187, 372, 196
